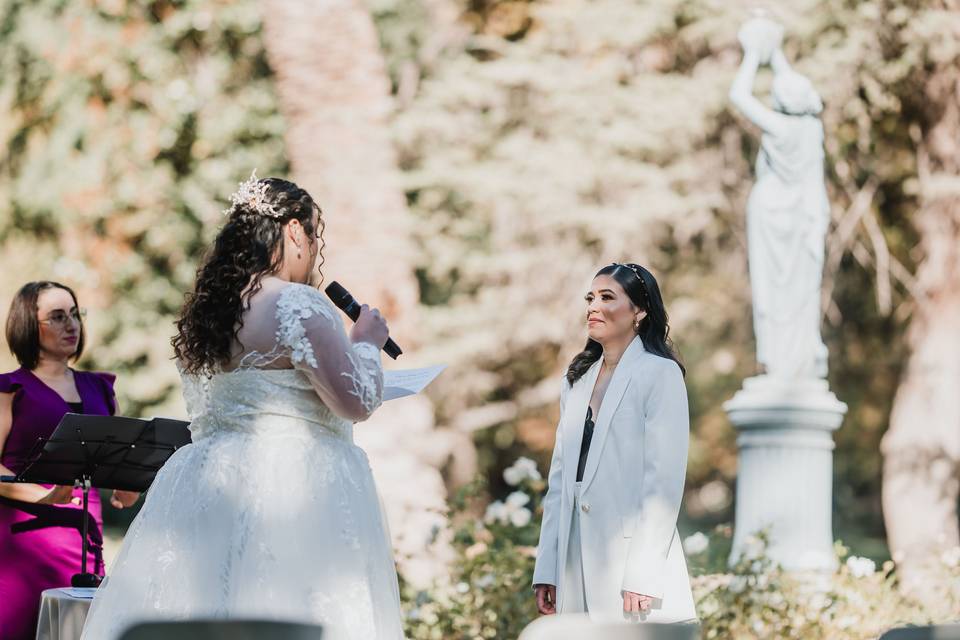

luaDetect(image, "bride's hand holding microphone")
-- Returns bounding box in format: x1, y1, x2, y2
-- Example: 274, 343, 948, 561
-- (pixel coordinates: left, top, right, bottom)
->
350, 304, 389, 350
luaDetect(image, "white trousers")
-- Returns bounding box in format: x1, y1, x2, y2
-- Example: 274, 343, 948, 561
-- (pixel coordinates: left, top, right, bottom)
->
560, 482, 588, 613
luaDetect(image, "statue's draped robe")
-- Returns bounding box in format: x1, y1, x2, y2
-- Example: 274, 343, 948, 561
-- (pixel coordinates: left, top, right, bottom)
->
747, 114, 830, 377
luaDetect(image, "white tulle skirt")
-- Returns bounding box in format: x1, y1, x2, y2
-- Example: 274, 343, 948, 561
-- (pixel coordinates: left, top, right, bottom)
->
81, 418, 404, 640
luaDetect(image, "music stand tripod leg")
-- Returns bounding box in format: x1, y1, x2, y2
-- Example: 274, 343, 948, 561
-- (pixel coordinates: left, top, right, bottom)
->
71, 476, 102, 588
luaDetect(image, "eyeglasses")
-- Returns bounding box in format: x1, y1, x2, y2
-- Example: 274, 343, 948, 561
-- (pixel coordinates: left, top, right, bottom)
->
41, 309, 86, 327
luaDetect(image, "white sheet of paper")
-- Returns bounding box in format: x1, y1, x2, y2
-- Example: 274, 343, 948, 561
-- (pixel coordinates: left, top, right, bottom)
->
382, 365, 446, 401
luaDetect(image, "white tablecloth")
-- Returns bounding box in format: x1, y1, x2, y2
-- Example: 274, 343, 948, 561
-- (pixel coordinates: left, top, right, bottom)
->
36, 588, 94, 640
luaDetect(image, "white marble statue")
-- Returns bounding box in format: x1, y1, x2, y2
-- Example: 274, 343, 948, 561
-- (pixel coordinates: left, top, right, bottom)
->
729, 17, 830, 379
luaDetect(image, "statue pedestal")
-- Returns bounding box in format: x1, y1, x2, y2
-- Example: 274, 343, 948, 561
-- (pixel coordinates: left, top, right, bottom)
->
724, 375, 847, 571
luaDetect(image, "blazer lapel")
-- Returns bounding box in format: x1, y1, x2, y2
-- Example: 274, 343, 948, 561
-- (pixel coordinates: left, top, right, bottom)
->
579, 337, 644, 492
563, 359, 601, 491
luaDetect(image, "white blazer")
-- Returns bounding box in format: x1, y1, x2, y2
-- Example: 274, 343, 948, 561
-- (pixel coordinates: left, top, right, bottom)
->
532, 337, 697, 623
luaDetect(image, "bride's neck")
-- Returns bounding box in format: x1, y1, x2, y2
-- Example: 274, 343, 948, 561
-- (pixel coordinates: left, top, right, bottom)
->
266, 264, 308, 285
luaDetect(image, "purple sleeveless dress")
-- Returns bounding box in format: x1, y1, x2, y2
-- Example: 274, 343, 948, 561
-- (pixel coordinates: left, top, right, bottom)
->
0, 368, 117, 640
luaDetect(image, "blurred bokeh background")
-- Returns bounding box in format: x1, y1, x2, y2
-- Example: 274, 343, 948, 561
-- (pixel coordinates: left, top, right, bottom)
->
2, 0, 958, 634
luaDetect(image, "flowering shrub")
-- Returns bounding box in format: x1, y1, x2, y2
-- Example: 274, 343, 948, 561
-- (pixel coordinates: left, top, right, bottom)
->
402, 467, 543, 639
401, 458, 960, 639
687, 528, 960, 640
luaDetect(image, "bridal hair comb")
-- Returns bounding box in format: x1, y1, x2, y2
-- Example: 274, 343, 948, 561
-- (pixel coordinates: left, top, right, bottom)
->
223, 169, 284, 219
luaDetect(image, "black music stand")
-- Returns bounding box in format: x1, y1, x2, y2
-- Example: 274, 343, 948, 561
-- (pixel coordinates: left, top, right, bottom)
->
0, 414, 191, 587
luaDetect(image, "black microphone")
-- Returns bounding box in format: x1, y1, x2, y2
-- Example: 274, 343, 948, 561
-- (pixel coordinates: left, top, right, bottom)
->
324, 281, 402, 360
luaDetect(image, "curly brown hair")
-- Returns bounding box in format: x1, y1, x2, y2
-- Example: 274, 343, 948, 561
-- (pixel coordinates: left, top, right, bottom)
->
172, 177, 325, 375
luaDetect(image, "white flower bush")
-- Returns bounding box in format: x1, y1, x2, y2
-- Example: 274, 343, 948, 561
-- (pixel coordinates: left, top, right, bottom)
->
503, 456, 542, 486
690, 531, 960, 640
402, 457, 547, 640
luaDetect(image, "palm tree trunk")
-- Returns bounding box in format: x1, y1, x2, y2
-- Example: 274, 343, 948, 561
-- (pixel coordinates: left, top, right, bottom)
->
881, 66, 960, 604
260, 0, 455, 586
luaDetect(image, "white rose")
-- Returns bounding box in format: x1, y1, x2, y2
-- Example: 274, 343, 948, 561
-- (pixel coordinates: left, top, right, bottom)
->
506, 490, 531, 508
728, 576, 748, 594
510, 507, 532, 528
504, 457, 542, 485
698, 480, 731, 512
503, 466, 524, 486
845, 555, 876, 578
516, 456, 542, 481
683, 532, 709, 555
484, 501, 506, 525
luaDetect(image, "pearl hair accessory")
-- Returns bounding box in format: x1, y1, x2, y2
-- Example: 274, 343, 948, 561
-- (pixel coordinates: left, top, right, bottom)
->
611, 262, 649, 303
223, 169, 284, 219
611, 262, 642, 281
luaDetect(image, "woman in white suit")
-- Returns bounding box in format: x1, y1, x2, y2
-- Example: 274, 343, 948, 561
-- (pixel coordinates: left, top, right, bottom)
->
532, 263, 697, 624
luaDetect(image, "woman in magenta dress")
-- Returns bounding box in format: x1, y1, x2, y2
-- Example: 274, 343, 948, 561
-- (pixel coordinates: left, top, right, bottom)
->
0, 281, 137, 640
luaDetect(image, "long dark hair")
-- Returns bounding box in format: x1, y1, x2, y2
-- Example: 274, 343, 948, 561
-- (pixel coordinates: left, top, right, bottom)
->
6, 281, 85, 370
172, 177, 324, 375
566, 263, 684, 385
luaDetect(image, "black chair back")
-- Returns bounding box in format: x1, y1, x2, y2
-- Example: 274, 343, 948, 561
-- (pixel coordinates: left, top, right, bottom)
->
118, 619, 324, 640
519, 615, 700, 640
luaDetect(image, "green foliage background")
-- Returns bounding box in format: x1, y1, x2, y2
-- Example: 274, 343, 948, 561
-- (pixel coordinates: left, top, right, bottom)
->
0, 0, 286, 418
2, 0, 956, 557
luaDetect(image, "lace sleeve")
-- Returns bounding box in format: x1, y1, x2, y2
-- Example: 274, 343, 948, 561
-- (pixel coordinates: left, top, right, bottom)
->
275, 284, 384, 421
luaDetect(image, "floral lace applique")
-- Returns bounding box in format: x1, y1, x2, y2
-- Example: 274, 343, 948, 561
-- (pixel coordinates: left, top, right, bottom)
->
346, 342, 384, 414
275, 284, 384, 415
275, 284, 336, 368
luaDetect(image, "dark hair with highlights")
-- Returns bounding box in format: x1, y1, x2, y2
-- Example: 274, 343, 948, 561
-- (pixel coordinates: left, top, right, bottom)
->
172, 177, 324, 375
566, 263, 684, 385
5, 281, 85, 370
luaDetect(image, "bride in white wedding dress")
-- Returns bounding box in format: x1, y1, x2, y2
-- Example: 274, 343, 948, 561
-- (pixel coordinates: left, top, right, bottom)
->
81, 174, 405, 640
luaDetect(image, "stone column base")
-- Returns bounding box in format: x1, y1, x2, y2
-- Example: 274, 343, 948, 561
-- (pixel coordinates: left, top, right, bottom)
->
724, 375, 848, 571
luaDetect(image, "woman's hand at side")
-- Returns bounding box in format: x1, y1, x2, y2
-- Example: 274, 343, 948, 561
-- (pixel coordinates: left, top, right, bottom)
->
623, 590, 654, 614
534, 584, 557, 615
350, 304, 389, 349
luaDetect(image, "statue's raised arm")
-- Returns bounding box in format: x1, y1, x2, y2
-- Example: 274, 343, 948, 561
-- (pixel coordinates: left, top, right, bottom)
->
728, 17, 792, 136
